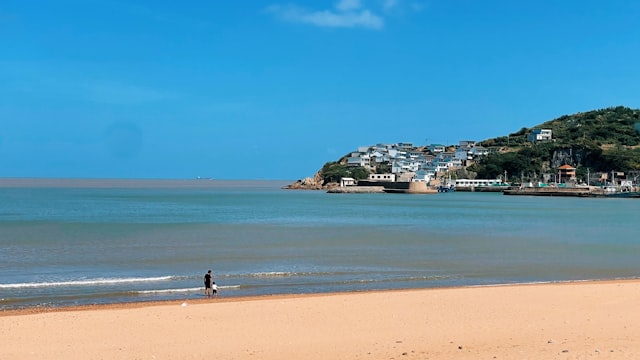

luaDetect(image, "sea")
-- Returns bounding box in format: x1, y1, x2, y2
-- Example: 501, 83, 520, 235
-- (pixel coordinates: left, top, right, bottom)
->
1, 178, 639, 310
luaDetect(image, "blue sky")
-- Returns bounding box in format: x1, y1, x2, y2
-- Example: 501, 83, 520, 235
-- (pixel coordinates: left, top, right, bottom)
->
1, 1, 639, 180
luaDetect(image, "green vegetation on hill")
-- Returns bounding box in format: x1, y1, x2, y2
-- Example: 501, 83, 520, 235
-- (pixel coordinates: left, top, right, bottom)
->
320, 162, 369, 184
472, 106, 640, 181
311, 106, 640, 186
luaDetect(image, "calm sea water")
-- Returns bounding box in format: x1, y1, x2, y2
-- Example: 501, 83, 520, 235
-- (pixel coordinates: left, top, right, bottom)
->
1, 179, 639, 310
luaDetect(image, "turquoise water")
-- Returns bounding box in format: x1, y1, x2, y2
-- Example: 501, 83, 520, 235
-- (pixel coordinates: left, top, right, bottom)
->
1, 179, 639, 310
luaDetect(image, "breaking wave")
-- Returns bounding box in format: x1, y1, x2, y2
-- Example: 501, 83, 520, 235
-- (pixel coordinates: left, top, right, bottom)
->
0, 276, 174, 289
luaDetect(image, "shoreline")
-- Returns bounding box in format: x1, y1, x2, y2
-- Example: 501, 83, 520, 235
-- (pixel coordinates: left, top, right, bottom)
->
3, 279, 640, 359
2, 277, 638, 317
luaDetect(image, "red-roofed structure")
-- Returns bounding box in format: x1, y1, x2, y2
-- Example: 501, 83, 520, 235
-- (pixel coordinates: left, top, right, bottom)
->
558, 164, 576, 182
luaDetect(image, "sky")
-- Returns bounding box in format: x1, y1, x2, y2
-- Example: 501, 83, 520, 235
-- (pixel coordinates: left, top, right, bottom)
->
1, 0, 640, 180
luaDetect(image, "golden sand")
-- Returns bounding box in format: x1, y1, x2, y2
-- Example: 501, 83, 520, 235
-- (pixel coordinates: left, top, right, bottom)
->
2, 280, 640, 359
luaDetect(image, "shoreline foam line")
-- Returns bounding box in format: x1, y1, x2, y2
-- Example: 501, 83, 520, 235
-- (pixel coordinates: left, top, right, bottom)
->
0, 276, 174, 289
3, 278, 640, 360
4, 278, 640, 316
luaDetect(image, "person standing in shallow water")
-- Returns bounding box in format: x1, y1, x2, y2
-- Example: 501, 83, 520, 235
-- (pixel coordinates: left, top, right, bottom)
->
204, 270, 212, 297
211, 281, 218, 297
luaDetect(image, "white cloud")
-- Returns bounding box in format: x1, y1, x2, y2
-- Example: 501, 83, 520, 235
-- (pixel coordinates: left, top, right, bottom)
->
382, 0, 398, 10
299, 8, 382, 29
336, 0, 362, 12
380, 0, 425, 14
267, 2, 384, 30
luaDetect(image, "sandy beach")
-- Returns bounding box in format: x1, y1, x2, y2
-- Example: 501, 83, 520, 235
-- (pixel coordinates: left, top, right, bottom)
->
2, 280, 640, 359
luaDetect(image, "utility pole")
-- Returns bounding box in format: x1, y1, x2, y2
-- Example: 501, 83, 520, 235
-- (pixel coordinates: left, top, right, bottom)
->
558, 169, 561, 184
611, 170, 616, 186
586, 168, 590, 186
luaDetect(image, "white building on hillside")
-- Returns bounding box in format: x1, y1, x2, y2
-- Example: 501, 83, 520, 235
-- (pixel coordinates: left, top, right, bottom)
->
368, 173, 396, 182
413, 169, 436, 182
347, 153, 370, 167
528, 129, 552, 142
455, 147, 472, 160
470, 146, 489, 156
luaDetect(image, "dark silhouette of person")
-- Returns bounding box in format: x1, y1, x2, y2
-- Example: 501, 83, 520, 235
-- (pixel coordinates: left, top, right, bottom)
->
204, 270, 212, 297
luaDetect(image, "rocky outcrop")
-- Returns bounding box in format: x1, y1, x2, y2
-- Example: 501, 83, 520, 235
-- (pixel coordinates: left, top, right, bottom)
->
551, 148, 589, 168
284, 176, 323, 190
284, 171, 338, 190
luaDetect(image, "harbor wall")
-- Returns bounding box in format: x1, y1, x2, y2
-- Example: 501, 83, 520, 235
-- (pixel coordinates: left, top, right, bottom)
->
503, 187, 592, 197
353, 180, 437, 194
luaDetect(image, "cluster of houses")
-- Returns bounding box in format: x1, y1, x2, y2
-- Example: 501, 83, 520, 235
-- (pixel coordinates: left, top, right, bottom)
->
334, 128, 640, 196
341, 127, 640, 190
345, 139, 497, 184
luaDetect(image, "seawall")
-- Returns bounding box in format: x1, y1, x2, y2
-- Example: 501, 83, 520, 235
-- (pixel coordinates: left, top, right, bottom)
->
355, 180, 438, 194
327, 186, 385, 193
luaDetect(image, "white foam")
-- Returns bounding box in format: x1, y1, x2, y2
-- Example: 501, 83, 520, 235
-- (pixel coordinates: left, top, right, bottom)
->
250, 272, 295, 278
0, 276, 174, 289
136, 287, 201, 294
220, 285, 240, 289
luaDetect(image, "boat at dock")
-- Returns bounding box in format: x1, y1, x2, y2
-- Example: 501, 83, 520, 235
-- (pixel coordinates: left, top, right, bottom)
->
450, 178, 510, 192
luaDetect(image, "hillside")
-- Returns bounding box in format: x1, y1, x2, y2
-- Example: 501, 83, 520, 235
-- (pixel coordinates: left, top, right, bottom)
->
288, 106, 640, 189
471, 106, 640, 180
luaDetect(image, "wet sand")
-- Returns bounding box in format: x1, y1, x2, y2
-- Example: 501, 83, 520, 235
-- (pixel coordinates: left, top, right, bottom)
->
2, 280, 640, 359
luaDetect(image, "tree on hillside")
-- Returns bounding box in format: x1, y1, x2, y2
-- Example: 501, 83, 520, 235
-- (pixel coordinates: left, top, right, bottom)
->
471, 106, 640, 179
350, 167, 370, 180
598, 148, 640, 171
320, 162, 370, 184
321, 162, 348, 183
